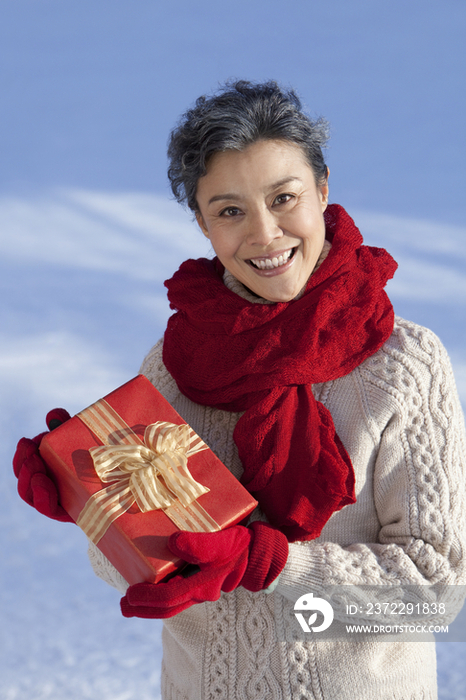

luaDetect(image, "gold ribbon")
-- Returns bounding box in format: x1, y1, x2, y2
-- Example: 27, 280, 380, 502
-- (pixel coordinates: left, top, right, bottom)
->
75, 399, 220, 544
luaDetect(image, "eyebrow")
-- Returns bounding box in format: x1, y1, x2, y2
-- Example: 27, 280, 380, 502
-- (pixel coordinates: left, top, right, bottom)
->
207, 176, 302, 206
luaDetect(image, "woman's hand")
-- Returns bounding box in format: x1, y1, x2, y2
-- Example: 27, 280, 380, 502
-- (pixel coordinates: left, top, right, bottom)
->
120, 521, 288, 619
13, 408, 74, 522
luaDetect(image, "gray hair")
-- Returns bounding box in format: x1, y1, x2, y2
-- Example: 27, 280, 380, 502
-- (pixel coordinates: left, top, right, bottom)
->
167, 80, 329, 212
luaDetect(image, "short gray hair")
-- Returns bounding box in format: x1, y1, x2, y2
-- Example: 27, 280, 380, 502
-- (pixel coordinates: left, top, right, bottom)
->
167, 80, 329, 211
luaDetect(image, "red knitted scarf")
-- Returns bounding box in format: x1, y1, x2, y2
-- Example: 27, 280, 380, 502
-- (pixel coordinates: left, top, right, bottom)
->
163, 205, 397, 542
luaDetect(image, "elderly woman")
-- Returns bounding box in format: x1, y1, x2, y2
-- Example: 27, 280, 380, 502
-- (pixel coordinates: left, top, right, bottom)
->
14, 81, 466, 700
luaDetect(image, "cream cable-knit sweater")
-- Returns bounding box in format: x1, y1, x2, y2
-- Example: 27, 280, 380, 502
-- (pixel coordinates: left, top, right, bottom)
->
88, 277, 466, 700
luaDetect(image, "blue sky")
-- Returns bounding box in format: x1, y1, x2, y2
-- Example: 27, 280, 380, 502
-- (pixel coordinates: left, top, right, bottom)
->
1, 0, 465, 224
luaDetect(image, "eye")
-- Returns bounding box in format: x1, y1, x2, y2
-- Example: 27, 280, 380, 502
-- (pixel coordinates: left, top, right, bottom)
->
273, 193, 293, 206
220, 206, 242, 217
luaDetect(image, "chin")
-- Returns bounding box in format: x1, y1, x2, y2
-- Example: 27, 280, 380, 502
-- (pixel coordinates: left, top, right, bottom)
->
255, 287, 302, 303
236, 267, 305, 303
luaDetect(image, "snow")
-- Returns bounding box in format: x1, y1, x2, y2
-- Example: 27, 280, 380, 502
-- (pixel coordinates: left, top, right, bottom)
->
0, 191, 211, 699
1, 191, 465, 699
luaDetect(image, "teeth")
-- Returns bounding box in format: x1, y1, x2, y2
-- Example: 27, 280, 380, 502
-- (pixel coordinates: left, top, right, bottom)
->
250, 249, 293, 270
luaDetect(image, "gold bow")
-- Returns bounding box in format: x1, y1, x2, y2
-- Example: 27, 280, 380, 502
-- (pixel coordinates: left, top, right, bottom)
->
76, 400, 218, 544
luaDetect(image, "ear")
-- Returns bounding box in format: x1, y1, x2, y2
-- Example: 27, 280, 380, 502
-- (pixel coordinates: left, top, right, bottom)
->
319, 168, 330, 212
195, 211, 209, 239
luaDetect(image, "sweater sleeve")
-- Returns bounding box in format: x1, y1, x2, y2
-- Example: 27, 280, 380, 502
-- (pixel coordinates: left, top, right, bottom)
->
276, 319, 466, 625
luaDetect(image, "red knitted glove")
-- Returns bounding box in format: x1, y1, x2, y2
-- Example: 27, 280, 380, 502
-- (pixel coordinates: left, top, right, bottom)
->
121, 521, 288, 619
13, 408, 73, 522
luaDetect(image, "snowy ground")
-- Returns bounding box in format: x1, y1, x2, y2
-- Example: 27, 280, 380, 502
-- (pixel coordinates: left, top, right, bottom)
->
1, 191, 466, 699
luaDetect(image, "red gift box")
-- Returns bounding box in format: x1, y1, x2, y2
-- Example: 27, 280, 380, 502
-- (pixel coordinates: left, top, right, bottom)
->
39, 375, 257, 585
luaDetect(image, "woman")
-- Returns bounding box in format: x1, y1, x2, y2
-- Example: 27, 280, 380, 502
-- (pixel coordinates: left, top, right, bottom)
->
14, 81, 466, 700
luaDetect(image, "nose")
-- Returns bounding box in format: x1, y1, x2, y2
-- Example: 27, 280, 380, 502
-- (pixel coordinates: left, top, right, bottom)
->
246, 207, 283, 246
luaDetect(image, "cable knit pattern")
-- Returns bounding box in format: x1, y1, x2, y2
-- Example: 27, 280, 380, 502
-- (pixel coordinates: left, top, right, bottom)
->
87, 317, 466, 700
276, 596, 324, 700
235, 590, 282, 700
205, 595, 236, 700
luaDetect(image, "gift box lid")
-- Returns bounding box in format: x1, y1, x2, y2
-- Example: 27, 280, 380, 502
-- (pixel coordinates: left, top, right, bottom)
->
40, 374, 258, 585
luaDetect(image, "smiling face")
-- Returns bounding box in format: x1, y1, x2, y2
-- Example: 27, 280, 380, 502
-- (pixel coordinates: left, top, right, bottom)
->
195, 139, 329, 303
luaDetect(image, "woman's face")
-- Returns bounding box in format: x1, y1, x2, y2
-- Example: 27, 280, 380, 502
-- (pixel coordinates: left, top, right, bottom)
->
195, 139, 329, 303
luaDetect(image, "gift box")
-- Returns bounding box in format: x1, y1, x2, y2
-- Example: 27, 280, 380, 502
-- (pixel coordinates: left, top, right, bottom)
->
39, 374, 257, 585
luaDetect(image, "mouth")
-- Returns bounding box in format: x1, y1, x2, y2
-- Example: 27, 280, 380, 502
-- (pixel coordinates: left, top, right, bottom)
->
247, 247, 296, 270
